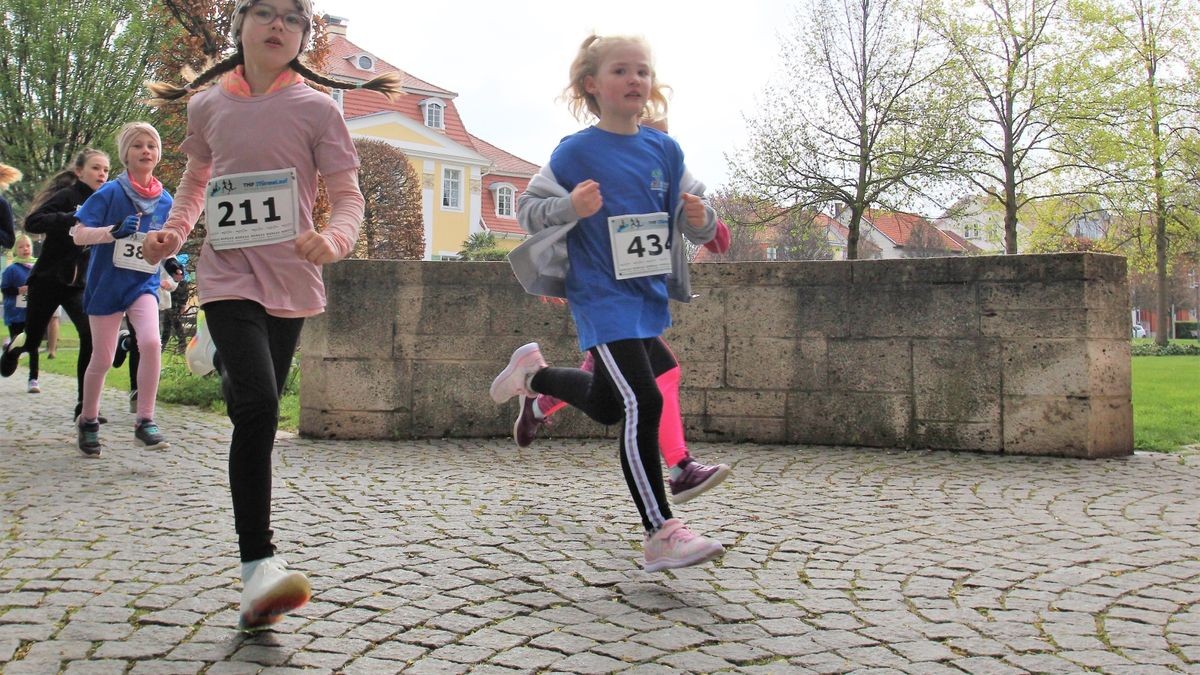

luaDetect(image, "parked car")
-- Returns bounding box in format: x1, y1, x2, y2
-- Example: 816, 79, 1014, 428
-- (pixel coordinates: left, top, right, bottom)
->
1132, 324, 1147, 338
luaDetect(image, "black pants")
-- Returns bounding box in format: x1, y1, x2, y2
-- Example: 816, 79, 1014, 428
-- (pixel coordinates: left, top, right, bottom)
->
530, 337, 677, 532
5, 321, 38, 379
204, 300, 304, 563
18, 278, 91, 411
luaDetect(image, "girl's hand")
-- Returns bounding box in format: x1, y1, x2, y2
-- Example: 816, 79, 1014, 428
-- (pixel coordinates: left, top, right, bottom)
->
142, 230, 181, 265
296, 230, 339, 265
682, 193, 706, 225
110, 214, 141, 239
571, 180, 603, 218
18, 285, 28, 295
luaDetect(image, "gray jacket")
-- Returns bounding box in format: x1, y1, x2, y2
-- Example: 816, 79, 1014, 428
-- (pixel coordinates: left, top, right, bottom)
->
507, 165, 717, 301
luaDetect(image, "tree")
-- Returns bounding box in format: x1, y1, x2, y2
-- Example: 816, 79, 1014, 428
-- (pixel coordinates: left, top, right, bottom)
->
352, 139, 423, 260
1067, 0, 1199, 345
733, 0, 971, 259
929, 0, 1095, 254
707, 189, 836, 262
457, 231, 508, 261
0, 0, 159, 208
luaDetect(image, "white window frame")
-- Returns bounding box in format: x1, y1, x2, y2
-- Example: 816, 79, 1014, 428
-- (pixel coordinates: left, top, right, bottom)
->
423, 101, 444, 129
442, 167, 462, 210
356, 54, 374, 71
494, 184, 515, 217
330, 88, 343, 112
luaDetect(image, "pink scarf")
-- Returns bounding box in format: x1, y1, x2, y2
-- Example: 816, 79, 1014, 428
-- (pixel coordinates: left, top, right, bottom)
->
221, 65, 304, 98
127, 173, 163, 199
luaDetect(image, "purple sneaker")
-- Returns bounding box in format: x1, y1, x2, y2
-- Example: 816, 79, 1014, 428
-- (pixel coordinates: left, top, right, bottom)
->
513, 395, 547, 449
669, 460, 732, 504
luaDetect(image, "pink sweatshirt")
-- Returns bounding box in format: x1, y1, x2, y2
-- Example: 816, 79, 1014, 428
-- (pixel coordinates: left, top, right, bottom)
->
163, 82, 364, 318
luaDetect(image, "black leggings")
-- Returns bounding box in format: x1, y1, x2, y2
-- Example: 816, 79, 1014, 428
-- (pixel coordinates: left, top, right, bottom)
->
530, 337, 677, 532
17, 278, 91, 408
6, 321, 38, 379
203, 299, 304, 563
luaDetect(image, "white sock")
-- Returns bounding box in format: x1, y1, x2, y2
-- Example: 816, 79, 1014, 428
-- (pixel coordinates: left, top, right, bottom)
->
531, 399, 545, 420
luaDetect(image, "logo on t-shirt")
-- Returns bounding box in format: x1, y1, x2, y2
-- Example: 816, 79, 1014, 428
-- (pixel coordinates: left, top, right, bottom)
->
649, 168, 667, 193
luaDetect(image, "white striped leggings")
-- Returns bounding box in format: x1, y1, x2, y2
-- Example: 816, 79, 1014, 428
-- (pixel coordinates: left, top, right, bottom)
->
529, 337, 676, 532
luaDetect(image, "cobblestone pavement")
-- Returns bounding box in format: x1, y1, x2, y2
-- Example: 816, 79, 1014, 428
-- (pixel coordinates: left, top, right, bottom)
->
3, 373, 1200, 674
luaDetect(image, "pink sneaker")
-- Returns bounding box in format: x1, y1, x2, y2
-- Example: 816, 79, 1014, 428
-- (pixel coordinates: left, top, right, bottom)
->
643, 519, 725, 572
669, 460, 732, 504
490, 342, 546, 403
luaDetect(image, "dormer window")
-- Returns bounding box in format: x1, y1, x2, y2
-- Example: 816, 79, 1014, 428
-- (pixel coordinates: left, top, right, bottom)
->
356, 54, 374, 71
420, 98, 445, 130
490, 182, 516, 217
330, 88, 343, 113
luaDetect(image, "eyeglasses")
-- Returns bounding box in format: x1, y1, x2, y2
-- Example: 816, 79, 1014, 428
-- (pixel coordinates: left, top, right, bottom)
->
244, 3, 309, 34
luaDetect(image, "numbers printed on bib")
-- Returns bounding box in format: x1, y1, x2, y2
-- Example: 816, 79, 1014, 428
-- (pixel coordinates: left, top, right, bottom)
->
15, 292, 27, 309
205, 168, 299, 251
112, 232, 160, 274
609, 212, 672, 280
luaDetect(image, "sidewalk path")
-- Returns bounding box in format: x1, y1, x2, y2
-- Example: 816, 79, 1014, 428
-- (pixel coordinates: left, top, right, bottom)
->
3, 373, 1200, 673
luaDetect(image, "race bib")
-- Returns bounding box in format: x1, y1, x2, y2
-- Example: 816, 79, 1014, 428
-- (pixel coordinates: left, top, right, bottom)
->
15, 292, 27, 309
205, 168, 299, 251
609, 212, 671, 280
112, 232, 160, 274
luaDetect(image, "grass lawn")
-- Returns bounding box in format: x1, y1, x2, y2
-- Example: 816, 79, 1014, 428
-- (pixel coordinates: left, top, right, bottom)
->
26, 323, 1198, 451
1132, 354, 1200, 453
29, 319, 300, 432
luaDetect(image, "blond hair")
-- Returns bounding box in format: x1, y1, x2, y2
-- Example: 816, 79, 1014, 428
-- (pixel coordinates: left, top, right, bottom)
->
0, 163, 21, 191
563, 34, 670, 123
116, 122, 162, 168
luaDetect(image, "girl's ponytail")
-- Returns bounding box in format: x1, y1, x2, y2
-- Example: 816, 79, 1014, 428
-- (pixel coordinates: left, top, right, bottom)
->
289, 59, 403, 100
145, 51, 246, 106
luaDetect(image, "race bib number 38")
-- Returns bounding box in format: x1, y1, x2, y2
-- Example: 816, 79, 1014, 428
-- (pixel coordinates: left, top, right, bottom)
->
113, 232, 160, 274
205, 168, 299, 251
609, 212, 671, 280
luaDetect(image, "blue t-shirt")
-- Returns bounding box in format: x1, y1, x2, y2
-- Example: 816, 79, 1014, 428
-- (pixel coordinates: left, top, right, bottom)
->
75, 181, 174, 315
548, 126, 684, 350
1, 262, 32, 326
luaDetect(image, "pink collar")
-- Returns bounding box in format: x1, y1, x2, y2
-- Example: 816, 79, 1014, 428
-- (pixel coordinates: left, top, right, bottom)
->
221, 65, 304, 98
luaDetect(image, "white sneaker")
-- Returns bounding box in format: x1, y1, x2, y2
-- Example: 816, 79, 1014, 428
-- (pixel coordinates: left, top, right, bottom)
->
489, 342, 546, 403
238, 556, 311, 632
27, 379, 40, 394
643, 519, 725, 573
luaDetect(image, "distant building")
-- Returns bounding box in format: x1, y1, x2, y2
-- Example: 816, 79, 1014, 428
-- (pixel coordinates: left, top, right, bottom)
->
323, 16, 537, 260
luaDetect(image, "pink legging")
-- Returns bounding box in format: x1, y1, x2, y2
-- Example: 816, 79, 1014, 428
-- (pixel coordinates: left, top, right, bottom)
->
537, 349, 690, 468
83, 293, 160, 422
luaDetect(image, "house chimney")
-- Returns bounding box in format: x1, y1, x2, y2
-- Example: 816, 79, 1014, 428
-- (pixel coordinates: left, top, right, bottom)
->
324, 14, 348, 37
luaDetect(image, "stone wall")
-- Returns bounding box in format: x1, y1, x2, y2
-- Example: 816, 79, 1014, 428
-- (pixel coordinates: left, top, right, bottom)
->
299, 253, 1133, 458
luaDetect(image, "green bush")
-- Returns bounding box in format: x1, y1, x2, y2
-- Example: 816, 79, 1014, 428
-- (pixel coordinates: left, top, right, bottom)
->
1131, 342, 1200, 356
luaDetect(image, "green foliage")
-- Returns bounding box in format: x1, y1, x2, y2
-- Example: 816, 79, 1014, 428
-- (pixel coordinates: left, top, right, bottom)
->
0, 0, 159, 208
1131, 342, 1200, 356
353, 139, 425, 260
457, 231, 508, 261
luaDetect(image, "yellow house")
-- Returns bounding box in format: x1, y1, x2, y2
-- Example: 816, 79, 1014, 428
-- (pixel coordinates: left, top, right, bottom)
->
323, 17, 536, 259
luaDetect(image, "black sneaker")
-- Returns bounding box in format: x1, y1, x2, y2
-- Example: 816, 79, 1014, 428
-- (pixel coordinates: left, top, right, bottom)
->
112, 330, 131, 368
0, 337, 22, 378
77, 419, 101, 457
74, 403, 108, 425
134, 419, 168, 450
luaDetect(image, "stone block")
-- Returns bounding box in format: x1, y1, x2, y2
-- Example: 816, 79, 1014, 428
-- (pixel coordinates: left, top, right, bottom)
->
913, 339, 1001, 422
1002, 340, 1089, 397
786, 392, 911, 448
727, 337, 826, 390
723, 286, 804, 337
411, 361, 513, 438
828, 338, 911, 393
415, 287, 493, 336
300, 358, 407, 413
850, 284, 979, 338
489, 288, 573, 338
706, 390, 787, 418
300, 409, 409, 440
1002, 396, 1090, 456
913, 421, 1002, 452
1087, 396, 1134, 458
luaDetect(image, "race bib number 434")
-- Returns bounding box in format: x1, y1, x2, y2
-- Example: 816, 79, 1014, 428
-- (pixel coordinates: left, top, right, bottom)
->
205, 168, 299, 251
609, 212, 671, 280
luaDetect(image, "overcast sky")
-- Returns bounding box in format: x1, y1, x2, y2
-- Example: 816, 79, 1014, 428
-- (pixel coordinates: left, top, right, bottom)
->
318, 0, 796, 191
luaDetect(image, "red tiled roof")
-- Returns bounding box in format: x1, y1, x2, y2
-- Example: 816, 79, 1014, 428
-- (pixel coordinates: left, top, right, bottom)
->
325, 35, 453, 95
863, 209, 971, 253
937, 228, 977, 253
470, 134, 540, 176
480, 175, 530, 236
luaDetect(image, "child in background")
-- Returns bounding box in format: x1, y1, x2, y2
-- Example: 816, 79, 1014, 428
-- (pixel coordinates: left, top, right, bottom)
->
492, 34, 726, 572
142, 0, 401, 632
1, 234, 40, 392
72, 122, 173, 456
2, 149, 110, 422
